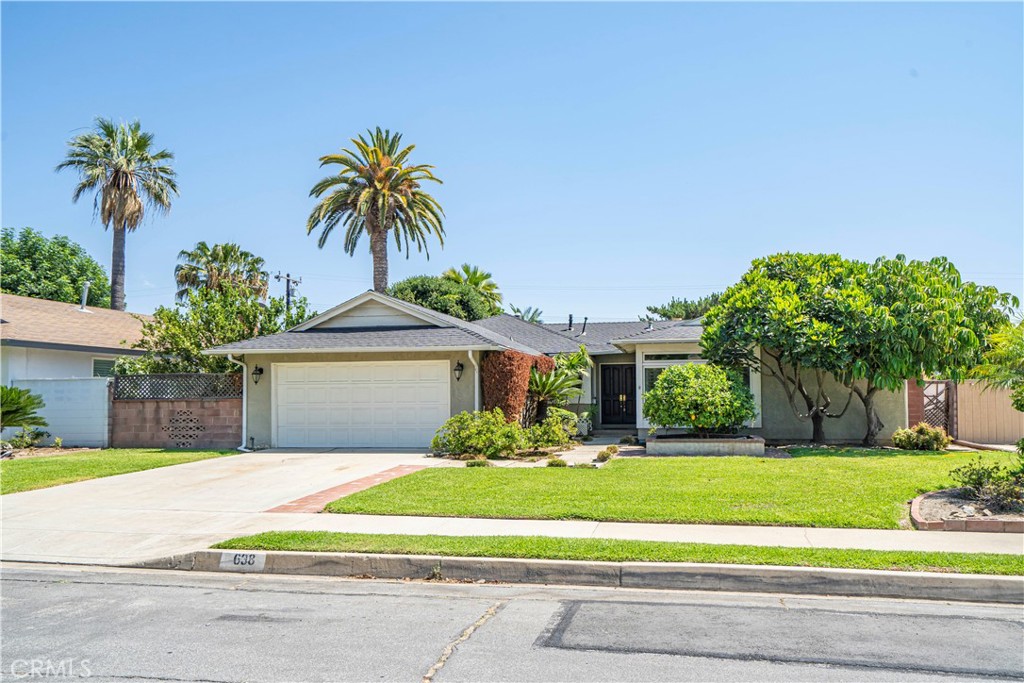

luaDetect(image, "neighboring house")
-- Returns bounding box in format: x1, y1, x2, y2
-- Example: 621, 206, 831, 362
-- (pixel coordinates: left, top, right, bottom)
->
1, 293, 150, 447
0, 293, 148, 383
206, 290, 908, 449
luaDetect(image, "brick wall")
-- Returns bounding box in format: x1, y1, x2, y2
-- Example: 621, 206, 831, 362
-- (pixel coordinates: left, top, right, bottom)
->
111, 398, 241, 449
906, 380, 925, 426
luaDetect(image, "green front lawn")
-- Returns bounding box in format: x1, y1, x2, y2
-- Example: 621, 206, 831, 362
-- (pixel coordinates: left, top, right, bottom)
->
214, 531, 1024, 575
0, 448, 237, 494
326, 448, 1015, 529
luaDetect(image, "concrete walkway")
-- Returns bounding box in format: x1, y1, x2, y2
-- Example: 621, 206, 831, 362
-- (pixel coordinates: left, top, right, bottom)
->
2, 449, 1022, 566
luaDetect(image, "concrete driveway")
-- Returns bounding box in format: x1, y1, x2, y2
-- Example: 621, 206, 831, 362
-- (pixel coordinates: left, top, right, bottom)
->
1, 449, 451, 565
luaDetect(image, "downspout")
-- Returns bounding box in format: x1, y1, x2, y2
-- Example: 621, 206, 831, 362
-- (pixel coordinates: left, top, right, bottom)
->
226, 353, 251, 452
468, 351, 481, 411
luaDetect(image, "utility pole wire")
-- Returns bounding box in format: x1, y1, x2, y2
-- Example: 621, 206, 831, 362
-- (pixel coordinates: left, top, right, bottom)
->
275, 272, 302, 314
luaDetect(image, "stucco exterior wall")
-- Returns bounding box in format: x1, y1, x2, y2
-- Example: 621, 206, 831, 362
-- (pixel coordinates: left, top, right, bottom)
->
0, 346, 123, 384
239, 351, 478, 448
746, 351, 907, 444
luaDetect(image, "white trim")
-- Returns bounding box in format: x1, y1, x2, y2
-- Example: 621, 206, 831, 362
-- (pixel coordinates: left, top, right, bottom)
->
467, 350, 481, 411
270, 359, 451, 448
203, 345, 498, 356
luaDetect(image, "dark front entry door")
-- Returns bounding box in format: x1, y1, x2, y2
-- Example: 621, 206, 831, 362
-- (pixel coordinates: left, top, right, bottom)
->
601, 365, 636, 425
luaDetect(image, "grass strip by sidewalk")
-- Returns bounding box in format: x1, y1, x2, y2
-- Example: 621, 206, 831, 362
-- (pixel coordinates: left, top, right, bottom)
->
213, 531, 1024, 576
0, 449, 237, 494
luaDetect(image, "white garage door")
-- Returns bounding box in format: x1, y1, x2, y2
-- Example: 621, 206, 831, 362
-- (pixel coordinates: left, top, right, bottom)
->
273, 361, 450, 448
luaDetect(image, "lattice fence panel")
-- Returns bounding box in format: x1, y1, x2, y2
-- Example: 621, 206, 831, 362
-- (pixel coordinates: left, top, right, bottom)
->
113, 373, 242, 400
922, 381, 950, 430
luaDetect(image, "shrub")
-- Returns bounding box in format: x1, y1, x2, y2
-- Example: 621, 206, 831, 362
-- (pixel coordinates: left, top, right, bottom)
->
525, 409, 577, 450
619, 435, 638, 445
595, 449, 612, 462
546, 457, 567, 467
891, 422, 951, 451
606, 445, 619, 454
481, 350, 555, 425
465, 459, 492, 468
53, 437, 63, 450
9, 428, 50, 449
950, 457, 1024, 512
431, 409, 525, 459
642, 364, 756, 436
0, 386, 48, 431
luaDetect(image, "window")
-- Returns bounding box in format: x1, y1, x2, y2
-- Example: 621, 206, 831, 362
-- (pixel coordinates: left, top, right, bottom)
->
644, 367, 665, 391
643, 353, 702, 361
92, 358, 116, 377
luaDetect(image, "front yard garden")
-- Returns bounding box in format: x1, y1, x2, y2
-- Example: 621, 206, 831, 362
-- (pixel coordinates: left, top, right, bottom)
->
0, 448, 237, 494
326, 448, 1017, 529
214, 531, 1024, 575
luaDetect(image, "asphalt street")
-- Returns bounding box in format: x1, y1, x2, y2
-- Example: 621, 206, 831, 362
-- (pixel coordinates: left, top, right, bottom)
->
1, 563, 1022, 682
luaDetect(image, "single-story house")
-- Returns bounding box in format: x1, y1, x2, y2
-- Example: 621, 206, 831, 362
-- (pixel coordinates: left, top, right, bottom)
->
206, 290, 907, 449
1, 293, 149, 383
1, 293, 151, 447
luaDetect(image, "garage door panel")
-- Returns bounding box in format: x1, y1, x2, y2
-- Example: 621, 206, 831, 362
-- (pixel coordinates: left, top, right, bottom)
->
275, 361, 451, 448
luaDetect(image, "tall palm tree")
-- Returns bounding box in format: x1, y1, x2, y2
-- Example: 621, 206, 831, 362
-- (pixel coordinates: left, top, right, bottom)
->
443, 264, 502, 314
175, 241, 270, 302
56, 118, 178, 310
307, 128, 444, 293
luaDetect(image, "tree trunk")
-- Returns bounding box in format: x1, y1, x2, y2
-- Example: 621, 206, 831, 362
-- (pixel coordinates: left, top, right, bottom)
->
810, 411, 826, 444
369, 217, 389, 293
536, 399, 549, 425
858, 388, 884, 447
110, 222, 127, 310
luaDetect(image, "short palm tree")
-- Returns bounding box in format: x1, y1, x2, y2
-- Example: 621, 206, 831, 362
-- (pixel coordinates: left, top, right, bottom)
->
56, 118, 178, 310
0, 386, 48, 430
307, 128, 444, 293
509, 304, 543, 324
443, 264, 502, 314
175, 241, 269, 302
528, 368, 582, 423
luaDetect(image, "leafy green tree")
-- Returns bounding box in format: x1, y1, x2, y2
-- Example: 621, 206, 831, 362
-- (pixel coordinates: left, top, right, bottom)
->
56, 118, 178, 311
642, 363, 756, 437
387, 275, 491, 321
0, 386, 48, 430
647, 293, 722, 320
702, 253, 869, 443
839, 256, 1015, 445
972, 320, 1024, 412
443, 264, 502, 314
175, 241, 269, 302
508, 304, 543, 323
307, 128, 444, 293
115, 285, 314, 374
1, 228, 111, 307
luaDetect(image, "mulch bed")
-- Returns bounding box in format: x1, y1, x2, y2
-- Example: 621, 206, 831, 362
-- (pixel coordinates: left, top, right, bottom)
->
918, 488, 1024, 523
1, 447, 97, 460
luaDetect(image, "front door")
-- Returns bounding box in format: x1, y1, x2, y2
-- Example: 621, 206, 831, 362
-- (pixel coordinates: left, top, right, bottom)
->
600, 365, 636, 425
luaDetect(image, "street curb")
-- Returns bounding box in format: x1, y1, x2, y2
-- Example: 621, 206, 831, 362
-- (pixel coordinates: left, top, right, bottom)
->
135, 550, 1024, 605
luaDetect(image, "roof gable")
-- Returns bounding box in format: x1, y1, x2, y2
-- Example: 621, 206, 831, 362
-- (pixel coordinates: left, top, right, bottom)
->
309, 299, 433, 330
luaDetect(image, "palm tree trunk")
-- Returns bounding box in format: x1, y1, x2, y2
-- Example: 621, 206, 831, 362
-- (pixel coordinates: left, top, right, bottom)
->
370, 229, 389, 293
110, 222, 127, 310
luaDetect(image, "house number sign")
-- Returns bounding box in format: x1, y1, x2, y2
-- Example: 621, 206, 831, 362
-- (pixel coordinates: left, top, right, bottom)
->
219, 551, 266, 572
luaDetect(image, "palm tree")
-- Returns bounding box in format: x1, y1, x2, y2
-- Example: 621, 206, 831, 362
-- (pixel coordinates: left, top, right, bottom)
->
528, 368, 582, 423
56, 118, 178, 310
443, 264, 502, 314
509, 304, 543, 324
175, 241, 269, 302
307, 128, 444, 293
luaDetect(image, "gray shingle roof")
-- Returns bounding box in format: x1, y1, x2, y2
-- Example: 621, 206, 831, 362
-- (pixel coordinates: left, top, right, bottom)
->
540, 320, 679, 354
205, 326, 510, 354
475, 315, 583, 355
612, 319, 704, 343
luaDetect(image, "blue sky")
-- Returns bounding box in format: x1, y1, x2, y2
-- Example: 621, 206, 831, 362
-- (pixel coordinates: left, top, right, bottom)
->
3, 2, 1021, 321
